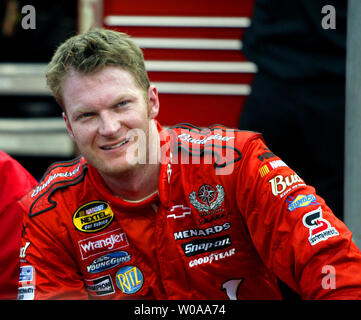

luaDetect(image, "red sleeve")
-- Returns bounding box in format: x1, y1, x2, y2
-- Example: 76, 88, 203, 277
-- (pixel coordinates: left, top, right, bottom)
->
236, 137, 361, 299
17, 158, 90, 300
18, 198, 89, 300
0, 151, 37, 299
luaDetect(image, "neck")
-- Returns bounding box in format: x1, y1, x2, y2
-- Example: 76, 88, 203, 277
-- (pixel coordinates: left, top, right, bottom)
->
100, 163, 160, 201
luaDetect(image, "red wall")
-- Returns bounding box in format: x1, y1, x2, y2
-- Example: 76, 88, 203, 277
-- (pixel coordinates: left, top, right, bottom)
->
102, 0, 255, 128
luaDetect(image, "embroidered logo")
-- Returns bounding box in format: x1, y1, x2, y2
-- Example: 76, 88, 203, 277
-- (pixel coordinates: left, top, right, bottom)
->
302, 206, 339, 245
189, 184, 225, 213
73, 200, 114, 233
115, 266, 143, 294
167, 205, 192, 219
286, 194, 319, 212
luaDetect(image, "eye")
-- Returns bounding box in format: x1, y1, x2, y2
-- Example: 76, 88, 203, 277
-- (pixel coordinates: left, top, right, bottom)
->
76, 112, 95, 121
116, 100, 130, 108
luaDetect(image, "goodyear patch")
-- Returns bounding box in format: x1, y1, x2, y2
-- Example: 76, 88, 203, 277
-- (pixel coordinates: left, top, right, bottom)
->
115, 266, 143, 294
286, 194, 319, 212
73, 201, 114, 233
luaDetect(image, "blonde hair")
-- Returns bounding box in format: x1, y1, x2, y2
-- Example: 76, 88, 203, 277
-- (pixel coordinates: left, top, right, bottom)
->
46, 28, 150, 107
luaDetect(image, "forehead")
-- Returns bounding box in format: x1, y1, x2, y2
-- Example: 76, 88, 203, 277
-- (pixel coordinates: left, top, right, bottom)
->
62, 66, 142, 110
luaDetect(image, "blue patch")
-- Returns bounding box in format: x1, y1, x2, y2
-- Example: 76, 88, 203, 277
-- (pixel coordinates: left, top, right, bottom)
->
286, 194, 319, 212
86, 251, 131, 274
115, 265, 143, 294
19, 266, 33, 282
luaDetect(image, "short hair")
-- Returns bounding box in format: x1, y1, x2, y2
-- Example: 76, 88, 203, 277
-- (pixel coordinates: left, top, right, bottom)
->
46, 28, 150, 107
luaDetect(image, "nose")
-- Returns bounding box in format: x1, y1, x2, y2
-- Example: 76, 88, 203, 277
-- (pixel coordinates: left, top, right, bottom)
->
98, 111, 121, 137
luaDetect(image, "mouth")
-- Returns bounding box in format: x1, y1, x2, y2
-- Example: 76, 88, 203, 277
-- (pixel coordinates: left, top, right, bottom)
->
100, 138, 131, 150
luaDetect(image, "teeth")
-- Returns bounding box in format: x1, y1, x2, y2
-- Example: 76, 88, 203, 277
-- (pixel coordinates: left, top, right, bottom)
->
102, 139, 129, 150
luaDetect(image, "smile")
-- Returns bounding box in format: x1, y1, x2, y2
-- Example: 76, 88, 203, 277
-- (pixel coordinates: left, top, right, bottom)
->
101, 138, 131, 150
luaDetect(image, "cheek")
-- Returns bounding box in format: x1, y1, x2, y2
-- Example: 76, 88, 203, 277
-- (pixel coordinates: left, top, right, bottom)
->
123, 110, 149, 129
71, 125, 96, 146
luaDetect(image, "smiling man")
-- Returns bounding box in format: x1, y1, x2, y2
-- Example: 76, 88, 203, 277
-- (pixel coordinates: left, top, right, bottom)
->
18, 28, 361, 300
61, 66, 160, 201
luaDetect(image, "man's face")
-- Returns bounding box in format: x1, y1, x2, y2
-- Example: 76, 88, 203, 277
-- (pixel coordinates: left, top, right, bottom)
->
62, 66, 159, 176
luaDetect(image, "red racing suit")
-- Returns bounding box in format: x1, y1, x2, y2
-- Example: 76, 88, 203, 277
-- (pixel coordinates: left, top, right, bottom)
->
18, 123, 361, 299
0, 151, 37, 299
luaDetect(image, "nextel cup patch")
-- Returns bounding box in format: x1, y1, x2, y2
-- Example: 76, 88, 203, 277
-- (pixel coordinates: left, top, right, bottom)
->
73, 201, 114, 233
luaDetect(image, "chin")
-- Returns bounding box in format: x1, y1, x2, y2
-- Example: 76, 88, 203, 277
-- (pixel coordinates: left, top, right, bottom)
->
99, 160, 140, 176
83, 149, 143, 176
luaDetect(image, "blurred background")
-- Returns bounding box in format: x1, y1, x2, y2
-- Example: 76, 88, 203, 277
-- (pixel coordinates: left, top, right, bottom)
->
0, 0, 255, 180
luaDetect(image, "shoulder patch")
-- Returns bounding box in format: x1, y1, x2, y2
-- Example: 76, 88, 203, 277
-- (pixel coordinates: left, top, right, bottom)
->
25, 157, 88, 217
168, 123, 243, 169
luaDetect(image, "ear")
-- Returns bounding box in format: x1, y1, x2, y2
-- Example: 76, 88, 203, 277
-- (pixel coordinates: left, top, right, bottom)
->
148, 85, 160, 119
62, 112, 75, 141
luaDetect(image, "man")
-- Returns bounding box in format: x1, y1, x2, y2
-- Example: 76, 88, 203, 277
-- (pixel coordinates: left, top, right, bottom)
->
18, 28, 361, 300
0, 151, 37, 299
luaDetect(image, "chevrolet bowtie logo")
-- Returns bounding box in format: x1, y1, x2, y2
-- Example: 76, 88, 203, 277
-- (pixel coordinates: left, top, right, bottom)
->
167, 205, 192, 219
